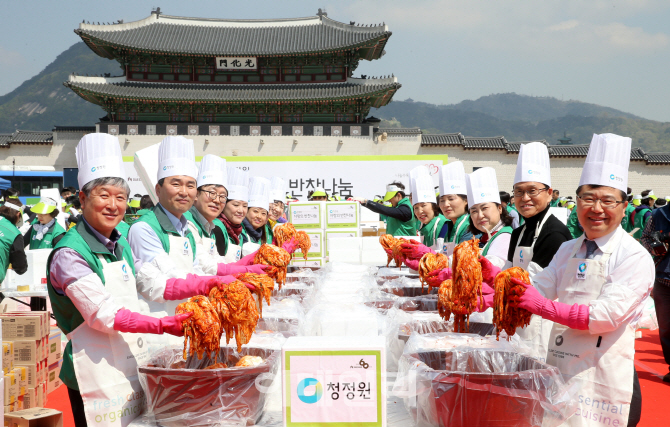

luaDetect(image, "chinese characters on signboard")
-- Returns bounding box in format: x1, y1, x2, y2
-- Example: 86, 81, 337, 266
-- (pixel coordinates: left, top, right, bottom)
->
215, 57, 257, 70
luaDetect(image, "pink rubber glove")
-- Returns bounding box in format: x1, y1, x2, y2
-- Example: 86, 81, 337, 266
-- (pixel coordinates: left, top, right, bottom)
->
235, 251, 258, 266
164, 275, 231, 300
282, 237, 299, 254
475, 282, 495, 312
424, 268, 452, 289
479, 256, 501, 288
509, 278, 590, 330
404, 258, 420, 270
114, 309, 193, 337
400, 242, 434, 260
218, 263, 269, 276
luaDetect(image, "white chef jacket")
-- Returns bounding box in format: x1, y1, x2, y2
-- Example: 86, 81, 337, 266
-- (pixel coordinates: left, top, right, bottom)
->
531, 226, 654, 334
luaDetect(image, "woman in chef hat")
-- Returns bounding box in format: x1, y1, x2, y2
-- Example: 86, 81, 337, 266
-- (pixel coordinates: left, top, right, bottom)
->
241, 177, 272, 255
438, 162, 475, 254
465, 167, 514, 268
25, 196, 66, 249
214, 166, 250, 263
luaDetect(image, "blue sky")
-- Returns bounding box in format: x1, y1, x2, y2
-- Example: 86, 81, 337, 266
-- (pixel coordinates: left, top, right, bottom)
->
2, 0, 670, 121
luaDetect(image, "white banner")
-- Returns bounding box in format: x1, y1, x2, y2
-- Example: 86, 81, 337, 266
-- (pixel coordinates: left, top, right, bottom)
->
123, 156, 446, 201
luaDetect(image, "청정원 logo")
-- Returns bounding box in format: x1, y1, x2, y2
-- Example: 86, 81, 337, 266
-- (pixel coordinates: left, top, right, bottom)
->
297, 378, 323, 404
610, 174, 615, 180
122, 264, 127, 274
579, 262, 587, 273
519, 250, 523, 259
451, 185, 455, 189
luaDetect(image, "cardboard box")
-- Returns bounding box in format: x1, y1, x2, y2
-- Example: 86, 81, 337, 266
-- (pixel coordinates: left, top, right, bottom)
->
324, 229, 360, 257
282, 336, 386, 427
325, 201, 359, 229
1, 316, 41, 341
4, 407, 63, 427
47, 332, 61, 365
12, 340, 40, 366
291, 230, 323, 259
4, 373, 17, 405
13, 367, 26, 395
3, 312, 50, 340
3, 341, 14, 373
290, 258, 324, 267
3, 249, 52, 290
46, 360, 62, 394
23, 387, 38, 409
20, 364, 37, 389
288, 201, 324, 229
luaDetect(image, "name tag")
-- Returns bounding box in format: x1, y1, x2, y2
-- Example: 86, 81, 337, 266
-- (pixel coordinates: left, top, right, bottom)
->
576, 261, 588, 280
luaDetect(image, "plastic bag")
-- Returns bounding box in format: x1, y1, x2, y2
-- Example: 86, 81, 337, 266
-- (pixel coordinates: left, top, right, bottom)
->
635, 296, 658, 330
393, 333, 577, 427
137, 345, 280, 427
380, 276, 437, 298
256, 297, 305, 337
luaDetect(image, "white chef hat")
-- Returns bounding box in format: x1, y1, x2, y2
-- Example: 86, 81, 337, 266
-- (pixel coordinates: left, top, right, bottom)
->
466, 167, 501, 207
197, 155, 227, 189
514, 142, 551, 187
270, 177, 286, 202
226, 165, 249, 202
157, 136, 198, 181
439, 161, 467, 196
410, 174, 435, 205
248, 177, 271, 211
578, 133, 631, 193
76, 133, 126, 189
409, 165, 430, 180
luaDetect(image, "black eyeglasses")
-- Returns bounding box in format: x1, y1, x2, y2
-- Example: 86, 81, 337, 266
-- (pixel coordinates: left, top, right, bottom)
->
577, 195, 625, 209
201, 189, 227, 203
513, 187, 549, 198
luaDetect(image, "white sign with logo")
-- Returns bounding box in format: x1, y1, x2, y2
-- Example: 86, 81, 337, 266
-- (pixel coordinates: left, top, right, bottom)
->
215, 57, 257, 70
282, 336, 386, 427
325, 201, 359, 228
289, 202, 323, 229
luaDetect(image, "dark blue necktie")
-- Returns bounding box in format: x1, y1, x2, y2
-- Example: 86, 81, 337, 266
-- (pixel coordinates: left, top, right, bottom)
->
585, 240, 598, 259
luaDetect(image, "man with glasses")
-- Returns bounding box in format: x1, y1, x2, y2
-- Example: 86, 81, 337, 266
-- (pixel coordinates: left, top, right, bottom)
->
504, 142, 572, 362
496, 133, 652, 426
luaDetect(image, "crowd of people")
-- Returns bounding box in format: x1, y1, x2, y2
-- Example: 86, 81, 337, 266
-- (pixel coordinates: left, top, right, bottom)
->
0, 131, 668, 426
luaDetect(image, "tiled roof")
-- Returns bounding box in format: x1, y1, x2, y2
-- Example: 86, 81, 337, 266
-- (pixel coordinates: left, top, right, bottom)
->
0, 134, 12, 148
76, 13, 390, 57
378, 127, 421, 136
645, 153, 670, 164
630, 147, 646, 161
65, 76, 401, 103
53, 126, 96, 133
505, 140, 547, 153
546, 145, 590, 157
421, 133, 464, 145
9, 131, 53, 144
462, 136, 507, 149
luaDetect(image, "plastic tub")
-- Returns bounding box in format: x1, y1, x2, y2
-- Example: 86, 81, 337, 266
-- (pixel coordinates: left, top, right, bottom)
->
138, 346, 279, 426
409, 349, 568, 427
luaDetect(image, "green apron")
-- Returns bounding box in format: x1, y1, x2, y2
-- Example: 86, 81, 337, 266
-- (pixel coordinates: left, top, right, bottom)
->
481, 226, 513, 257
46, 220, 136, 390
386, 197, 418, 237
418, 214, 447, 248
633, 207, 652, 240
566, 208, 583, 239
0, 217, 20, 283
28, 219, 66, 249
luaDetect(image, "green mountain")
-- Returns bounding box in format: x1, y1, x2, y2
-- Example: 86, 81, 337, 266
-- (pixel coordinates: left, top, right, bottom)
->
0, 42, 119, 133
441, 93, 640, 122
372, 99, 670, 152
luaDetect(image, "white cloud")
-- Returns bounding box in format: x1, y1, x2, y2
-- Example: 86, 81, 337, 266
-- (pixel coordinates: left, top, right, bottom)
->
336, 0, 669, 63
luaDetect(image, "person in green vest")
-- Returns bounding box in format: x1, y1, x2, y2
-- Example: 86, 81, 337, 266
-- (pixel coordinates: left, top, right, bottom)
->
215, 165, 250, 262
621, 187, 636, 233
466, 167, 514, 268
399, 169, 450, 270
184, 154, 229, 275
266, 177, 289, 243
135, 194, 154, 217
308, 186, 329, 201
353, 182, 417, 237
566, 204, 583, 238
500, 191, 521, 228
23, 197, 66, 249
47, 133, 221, 427
550, 189, 561, 207
437, 161, 475, 255
0, 198, 28, 285
241, 177, 272, 253
630, 189, 655, 240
